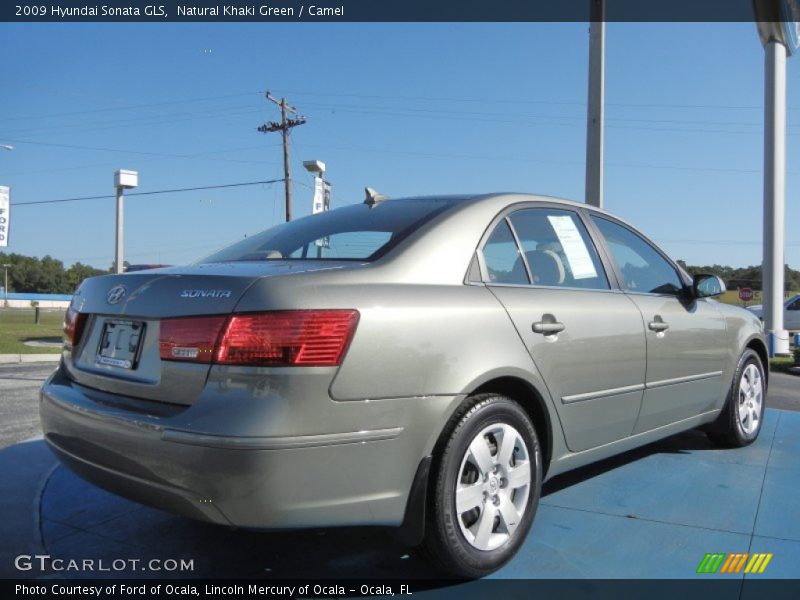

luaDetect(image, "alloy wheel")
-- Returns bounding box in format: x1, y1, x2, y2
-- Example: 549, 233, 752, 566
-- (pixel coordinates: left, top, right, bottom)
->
738, 363, 763, 435
455, 423, 531, 551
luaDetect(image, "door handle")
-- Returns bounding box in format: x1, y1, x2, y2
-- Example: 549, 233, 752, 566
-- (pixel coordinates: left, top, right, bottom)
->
648, 319, 669, 332
532, 321, 565, 335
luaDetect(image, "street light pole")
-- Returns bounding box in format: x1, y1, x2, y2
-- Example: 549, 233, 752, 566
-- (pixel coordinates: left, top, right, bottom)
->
115, 185, 124, 274
114, 170, 138, 274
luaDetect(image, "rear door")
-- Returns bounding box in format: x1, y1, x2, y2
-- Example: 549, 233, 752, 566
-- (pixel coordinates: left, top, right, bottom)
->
589, 215, 728, 433
481, 206, 647, 453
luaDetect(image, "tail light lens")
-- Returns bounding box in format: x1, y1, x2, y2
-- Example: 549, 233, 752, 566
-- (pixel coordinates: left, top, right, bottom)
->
159, 310, 359, 367
63, 306, 87, 349
159, 316, 227, 363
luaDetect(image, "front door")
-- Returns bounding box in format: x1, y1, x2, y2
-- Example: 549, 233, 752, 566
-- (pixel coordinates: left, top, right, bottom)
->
481, 207, 646, 453
590, 216, 728, 433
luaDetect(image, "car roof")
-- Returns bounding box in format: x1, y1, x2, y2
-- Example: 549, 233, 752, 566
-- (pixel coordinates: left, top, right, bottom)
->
392, 192, 619, 220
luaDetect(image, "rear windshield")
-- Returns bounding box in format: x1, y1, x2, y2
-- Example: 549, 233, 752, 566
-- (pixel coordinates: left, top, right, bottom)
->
198, 198, 460, 263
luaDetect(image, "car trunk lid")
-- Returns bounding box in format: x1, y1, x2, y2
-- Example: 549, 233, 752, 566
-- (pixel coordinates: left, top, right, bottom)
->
63, 261, 358, 405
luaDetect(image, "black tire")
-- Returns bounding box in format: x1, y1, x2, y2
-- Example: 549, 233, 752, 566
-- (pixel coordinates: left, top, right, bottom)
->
707, 349, 766, 448
422, 393, 542, 578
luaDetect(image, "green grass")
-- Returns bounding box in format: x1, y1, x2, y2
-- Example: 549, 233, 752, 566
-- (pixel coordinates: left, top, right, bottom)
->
771, 354, 798, 372
0, 308, 65, 354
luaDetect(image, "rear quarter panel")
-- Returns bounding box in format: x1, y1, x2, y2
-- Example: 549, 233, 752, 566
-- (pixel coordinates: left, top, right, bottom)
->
234, 272, 567, 458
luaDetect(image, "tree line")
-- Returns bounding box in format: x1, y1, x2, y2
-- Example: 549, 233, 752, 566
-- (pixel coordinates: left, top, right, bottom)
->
676, 261, 800, 292
0, 252, 109, 295
0, 251, 798, 295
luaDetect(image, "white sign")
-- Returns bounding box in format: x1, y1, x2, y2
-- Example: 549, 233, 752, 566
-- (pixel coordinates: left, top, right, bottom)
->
312, 176, 325, 214
547, 215, 598, 280
312, 177, 332, 248
0, 186, 10, 247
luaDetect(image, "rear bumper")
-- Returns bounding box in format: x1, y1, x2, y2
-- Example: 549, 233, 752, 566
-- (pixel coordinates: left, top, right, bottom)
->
40, 366, 456, 529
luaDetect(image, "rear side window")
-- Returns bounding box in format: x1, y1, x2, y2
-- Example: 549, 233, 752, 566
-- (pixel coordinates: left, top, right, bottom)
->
483, 208, 609, 290
199, 198, 458, 263
591, 216, 683, 295
482, 219, 529, 284
483, 208, 610, 290
504, 208, 609, 290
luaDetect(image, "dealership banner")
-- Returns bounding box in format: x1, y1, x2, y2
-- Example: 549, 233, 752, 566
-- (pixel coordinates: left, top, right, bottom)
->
0, 1, 787, 23
0, 185, 9, 247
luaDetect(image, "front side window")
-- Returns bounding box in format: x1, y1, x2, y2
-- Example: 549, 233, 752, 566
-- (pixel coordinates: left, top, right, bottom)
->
592, 216, 683, 295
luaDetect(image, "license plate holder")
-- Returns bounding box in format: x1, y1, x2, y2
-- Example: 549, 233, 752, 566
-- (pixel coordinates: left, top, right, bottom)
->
96, 319, 145, 370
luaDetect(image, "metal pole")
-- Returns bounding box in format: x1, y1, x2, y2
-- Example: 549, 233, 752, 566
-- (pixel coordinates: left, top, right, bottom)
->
115, 186, 124, 274
763, 39, 789, 356
585, 0, 605, 208
281, 99, 292, 222
3, 265, 8, 307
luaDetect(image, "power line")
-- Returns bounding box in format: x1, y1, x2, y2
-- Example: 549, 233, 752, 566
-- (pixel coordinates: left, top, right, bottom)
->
301, 141, 800, 176
12, 179, 284, 207
0, 91, 262, 123
269, 88, 800, 112
0, 104, 266, 139
296, 99, 799, 130
1, 138, 281, 166
301, 103, 800, 137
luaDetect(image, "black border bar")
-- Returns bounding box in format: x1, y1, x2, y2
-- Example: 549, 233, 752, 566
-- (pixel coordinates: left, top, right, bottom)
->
6, 579, 800, 600
0, 1, 785, 23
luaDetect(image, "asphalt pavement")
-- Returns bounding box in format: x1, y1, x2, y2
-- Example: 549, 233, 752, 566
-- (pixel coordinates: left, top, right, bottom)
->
0, 362, 57, 450
1, 362, 798, 580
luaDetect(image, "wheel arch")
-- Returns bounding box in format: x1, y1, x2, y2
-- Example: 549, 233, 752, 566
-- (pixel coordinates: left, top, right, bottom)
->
400, 373, 558, 546
745, 335, 770, 390
469, 376, 554, 478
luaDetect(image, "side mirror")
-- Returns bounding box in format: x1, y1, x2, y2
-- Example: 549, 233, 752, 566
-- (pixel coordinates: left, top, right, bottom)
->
693, 274, 726, 299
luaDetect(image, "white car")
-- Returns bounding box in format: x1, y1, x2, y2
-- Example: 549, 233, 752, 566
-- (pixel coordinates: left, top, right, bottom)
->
746, 293, 800, 330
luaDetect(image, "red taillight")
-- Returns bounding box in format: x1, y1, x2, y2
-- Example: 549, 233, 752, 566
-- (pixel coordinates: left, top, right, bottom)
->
158, 310, 359, 367
63, 307, 87, 349
216, 310, 360, 367
159, 316, 227, 363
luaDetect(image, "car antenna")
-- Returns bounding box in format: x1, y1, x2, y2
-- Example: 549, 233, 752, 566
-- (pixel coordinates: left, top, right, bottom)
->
364, 187, 389, 206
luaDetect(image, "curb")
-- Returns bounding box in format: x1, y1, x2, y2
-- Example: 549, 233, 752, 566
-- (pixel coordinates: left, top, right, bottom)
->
0, 354, 61, 364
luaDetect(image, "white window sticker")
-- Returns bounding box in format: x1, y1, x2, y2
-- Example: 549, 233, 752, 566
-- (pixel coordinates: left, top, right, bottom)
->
547, 216, 598, 280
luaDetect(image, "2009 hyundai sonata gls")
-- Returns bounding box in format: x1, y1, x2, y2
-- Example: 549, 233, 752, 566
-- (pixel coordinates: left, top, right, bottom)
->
41, 193, 767, 577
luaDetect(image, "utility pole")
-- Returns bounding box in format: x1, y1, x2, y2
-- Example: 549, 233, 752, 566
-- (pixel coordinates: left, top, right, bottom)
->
2, 264, 10, 307
585, 0, 605, 208
258, 92, 307, 222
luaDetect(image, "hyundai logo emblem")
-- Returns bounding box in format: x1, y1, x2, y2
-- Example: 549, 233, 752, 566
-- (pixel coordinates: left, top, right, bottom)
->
106, 285, 127, 305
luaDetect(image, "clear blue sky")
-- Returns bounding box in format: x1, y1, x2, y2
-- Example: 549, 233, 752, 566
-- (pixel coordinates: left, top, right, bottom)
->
0, 22, 798, 269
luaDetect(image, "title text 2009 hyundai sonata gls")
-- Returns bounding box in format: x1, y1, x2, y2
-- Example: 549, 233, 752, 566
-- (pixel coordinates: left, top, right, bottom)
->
41, 193, 767, 577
